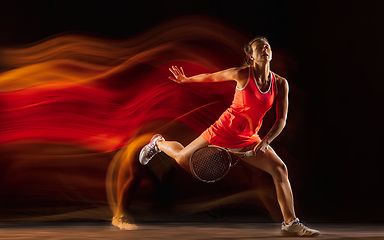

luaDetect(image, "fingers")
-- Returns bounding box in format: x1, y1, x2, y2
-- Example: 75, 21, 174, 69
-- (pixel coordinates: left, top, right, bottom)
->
169, 66, 176, 76
253, 142, 269, 156
169, 66, 185, 83
256, 148, 268, 156
255, 149, 265, 156
173, 66, 180, 75
169, 66, 183, 76
168, 76, 179, 82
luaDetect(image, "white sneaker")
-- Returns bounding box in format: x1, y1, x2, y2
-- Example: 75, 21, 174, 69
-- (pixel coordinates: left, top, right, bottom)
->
112, 216, 138, 230
281, 218, 320, 237
139, 134, 165, 165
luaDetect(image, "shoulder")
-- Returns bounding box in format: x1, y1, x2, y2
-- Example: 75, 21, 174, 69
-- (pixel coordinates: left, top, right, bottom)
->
235, 66, 250, 82
226, 66, 248, 75
273, 72, 289, 93
273, 72, 288, 87
215, 66, 249, 82
273, 72, 287, 83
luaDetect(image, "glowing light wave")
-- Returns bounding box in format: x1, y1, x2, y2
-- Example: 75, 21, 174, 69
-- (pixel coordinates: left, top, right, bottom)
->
0, 17, 248, 151
0, 17, 297, 221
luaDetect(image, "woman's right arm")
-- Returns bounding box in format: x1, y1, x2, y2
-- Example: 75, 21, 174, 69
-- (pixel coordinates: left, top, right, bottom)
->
169, 66, 243, 84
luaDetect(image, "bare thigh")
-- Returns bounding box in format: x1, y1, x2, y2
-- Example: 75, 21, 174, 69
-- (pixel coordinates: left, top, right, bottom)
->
241, 146, 288, 181
177, 135, 209, 165
158, 135, 209, 167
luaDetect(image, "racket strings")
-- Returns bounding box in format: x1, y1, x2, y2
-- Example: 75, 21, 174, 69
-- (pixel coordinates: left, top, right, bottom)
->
191, 148, 231, 182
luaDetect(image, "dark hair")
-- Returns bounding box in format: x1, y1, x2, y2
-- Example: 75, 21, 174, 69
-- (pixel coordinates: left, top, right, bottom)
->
243, 36, 269, 66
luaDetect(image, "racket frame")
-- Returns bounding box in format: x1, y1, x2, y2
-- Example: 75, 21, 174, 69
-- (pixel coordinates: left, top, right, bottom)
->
189, 145, 254, 183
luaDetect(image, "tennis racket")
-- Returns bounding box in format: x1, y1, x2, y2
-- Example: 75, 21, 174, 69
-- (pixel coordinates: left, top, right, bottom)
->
190, 145, 254, 183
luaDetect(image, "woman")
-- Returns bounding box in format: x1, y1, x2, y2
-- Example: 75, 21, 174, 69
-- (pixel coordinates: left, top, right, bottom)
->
139, 36, 320, 237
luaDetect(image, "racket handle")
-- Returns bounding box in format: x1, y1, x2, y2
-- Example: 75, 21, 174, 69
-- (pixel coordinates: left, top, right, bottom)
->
245, 150, 254, 157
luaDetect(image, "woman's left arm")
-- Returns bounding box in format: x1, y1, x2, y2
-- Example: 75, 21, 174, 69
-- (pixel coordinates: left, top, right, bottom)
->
254, 77, 289, 155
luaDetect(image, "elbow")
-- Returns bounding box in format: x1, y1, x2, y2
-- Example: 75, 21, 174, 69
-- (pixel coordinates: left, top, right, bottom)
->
276, 117, 287, 128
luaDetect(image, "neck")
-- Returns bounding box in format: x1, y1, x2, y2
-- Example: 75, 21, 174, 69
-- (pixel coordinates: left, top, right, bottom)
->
252, 62, 270, 82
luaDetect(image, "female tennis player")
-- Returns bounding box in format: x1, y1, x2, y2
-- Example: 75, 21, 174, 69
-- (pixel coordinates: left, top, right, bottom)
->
139, 36, 320, 237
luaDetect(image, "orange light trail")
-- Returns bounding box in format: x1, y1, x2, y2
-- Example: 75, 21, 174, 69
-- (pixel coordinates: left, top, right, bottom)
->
0, 17, 296, 221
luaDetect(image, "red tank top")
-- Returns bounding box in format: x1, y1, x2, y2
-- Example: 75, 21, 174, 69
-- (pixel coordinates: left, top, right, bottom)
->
201, 66, 278, 148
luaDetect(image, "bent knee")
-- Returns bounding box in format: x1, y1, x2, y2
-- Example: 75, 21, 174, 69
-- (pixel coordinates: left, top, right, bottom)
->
271, 162, 288, 182
175, 152, 190, 167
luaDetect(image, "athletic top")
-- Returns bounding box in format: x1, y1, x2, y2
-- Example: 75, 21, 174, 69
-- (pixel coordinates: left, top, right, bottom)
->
201, 66, 278, 148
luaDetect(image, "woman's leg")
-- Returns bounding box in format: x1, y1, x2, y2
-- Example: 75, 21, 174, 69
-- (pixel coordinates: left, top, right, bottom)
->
241, 146, 296, 224
112, 135, 150, 230
157, 135, 209, 172
115, 159, 146, 218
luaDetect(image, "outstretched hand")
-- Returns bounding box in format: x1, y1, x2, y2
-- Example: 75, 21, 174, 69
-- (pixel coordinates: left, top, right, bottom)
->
169, 66, 187, 83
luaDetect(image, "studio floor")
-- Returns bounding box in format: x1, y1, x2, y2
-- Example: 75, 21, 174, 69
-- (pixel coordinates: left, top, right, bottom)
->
0, 221, 383, 240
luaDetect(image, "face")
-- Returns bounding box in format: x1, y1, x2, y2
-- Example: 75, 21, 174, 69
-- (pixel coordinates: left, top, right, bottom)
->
250, 40, 272, 64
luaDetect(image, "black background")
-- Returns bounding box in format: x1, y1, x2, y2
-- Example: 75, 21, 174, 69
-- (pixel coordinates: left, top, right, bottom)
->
0, 0, 383, 223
